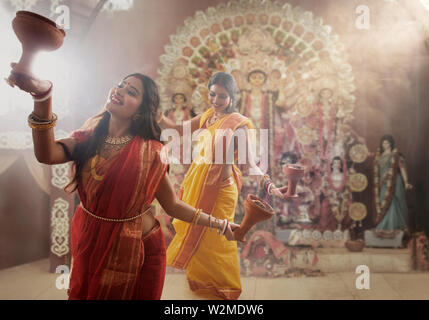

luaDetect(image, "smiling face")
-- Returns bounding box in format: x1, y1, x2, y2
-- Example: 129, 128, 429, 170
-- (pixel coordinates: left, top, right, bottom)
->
208, 84, 231, 113
106, 76, 144, 120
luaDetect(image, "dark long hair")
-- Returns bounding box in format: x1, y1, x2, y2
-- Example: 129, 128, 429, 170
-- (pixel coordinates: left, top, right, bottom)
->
68, 73, 161, 191
207, 72, 238, 114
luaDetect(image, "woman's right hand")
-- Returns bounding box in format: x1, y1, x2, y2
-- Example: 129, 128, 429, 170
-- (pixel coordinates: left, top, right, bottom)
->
6, 63, 51, 95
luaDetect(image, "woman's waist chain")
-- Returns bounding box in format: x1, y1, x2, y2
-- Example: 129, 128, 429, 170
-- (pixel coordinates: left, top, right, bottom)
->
80, 203, 151, 222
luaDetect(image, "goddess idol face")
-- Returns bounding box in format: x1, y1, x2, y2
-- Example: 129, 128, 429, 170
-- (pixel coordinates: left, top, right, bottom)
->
172, 93, 186, 105
248, 70, 267, 88
382, 139, 392, 152
319, 88, 333, 100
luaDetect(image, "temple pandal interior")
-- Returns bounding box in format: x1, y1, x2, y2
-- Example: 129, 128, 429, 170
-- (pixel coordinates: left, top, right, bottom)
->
0, 0, 428, 299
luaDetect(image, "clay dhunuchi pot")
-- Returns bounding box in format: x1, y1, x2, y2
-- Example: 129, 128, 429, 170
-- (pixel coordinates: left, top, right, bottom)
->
6, 11, 65, 84
282, 164, 305, 198
234, 194, 274, 242
345, 240, 365, 252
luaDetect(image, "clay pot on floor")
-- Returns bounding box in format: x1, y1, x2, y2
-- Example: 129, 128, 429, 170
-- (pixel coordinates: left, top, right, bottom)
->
345, 239, 365, 252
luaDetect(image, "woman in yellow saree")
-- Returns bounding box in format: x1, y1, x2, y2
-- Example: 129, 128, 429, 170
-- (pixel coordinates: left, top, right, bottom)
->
161, 72, 287, 300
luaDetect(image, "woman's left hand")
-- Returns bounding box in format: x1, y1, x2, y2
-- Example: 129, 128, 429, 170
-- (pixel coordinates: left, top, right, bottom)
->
405, 182, 413, 190
224, 222, 240, 241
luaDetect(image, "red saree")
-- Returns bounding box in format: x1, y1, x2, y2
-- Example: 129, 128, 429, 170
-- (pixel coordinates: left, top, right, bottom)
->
68, 133, 168, 300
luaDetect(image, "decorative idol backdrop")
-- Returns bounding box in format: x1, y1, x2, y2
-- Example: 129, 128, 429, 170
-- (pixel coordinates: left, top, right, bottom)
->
157, 0, 372, 253
2, 0, 425, 276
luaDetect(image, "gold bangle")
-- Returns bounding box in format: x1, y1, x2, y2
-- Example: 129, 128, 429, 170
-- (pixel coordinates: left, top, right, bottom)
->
259, 174, 270, 189
28, 121, 57, 131
190, 209, 197, 224
216, 218, 223, 234
28, 112, 58, 124
28, 112, 58, 130
194, 209, 202, 225
191, 208, 201, 224
219, 219, 228, 235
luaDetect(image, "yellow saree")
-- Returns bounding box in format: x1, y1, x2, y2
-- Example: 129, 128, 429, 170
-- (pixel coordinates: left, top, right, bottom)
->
166, 108, 252, 300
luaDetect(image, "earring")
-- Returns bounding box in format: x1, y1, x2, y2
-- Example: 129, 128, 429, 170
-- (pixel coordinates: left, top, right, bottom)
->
132, 114, 143, 122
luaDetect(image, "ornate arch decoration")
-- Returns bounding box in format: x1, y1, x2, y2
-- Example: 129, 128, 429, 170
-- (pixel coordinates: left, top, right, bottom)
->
157, 0, 356, 120
157, 0, 369, 233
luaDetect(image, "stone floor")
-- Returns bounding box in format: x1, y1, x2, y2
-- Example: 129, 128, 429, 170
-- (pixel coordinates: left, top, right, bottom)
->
0, 258, 428, 300
315, 247, 411, 273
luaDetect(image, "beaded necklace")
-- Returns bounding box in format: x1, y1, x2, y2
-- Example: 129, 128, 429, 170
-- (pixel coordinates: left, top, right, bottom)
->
207, 111, 227, 127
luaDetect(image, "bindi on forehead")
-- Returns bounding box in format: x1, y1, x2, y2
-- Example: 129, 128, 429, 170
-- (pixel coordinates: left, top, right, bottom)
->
124, 78, 139, 87
123, 78, 142, 95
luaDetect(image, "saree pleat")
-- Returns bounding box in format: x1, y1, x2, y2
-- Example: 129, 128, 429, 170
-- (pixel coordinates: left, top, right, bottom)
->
376, 169, 408, 230
132, 220, 166, 300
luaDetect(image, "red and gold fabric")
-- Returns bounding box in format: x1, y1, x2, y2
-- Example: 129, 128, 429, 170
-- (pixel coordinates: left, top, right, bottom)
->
68, 134, 168, 300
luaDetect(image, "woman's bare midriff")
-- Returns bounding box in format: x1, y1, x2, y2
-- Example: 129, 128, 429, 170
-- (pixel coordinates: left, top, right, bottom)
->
221, 164, 233, 181
141, 210, 157, 237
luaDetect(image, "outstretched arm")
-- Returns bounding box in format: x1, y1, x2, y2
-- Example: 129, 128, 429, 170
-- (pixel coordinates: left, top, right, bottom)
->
155, 173, 238, 240
8, 64, 75, 164
239, 125, 288, 199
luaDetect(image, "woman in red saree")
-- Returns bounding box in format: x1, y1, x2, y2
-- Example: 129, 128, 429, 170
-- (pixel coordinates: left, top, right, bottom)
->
8, 66, 239, 300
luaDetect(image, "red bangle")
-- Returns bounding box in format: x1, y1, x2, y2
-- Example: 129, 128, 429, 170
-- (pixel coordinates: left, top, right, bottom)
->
30, 81, 53, 99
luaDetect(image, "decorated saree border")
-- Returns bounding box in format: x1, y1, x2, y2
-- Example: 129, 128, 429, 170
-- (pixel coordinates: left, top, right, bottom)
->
170, 111, 252, 269
188, 278, 242, 300
373, 148, 399, 226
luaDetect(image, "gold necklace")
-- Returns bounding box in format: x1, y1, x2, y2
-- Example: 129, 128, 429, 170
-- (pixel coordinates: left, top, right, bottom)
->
103, 134, 134, 151
91, 135, 134, 181
208, 111, 226, 127
105, 134, 133, 144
